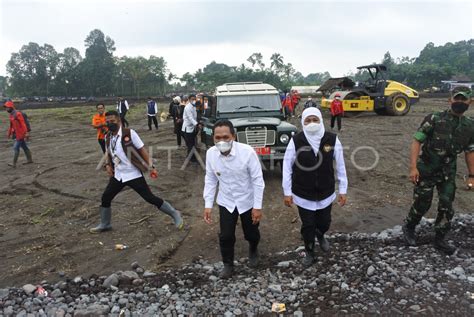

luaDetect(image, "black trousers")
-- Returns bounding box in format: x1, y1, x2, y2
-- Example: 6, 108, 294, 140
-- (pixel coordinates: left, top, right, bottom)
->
101, 176, 164, 209
184, 131, 197, 162
120, 111, 129, 127
219, 206, 260, 266
330, 115, 342, 130
98, 139, 106, 153
298, 204, 332, 245
176, 131, 183, 146
148, 116, 158, 130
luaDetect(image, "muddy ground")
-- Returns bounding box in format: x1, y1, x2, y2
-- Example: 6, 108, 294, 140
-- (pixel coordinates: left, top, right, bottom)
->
0, 99, 473, 288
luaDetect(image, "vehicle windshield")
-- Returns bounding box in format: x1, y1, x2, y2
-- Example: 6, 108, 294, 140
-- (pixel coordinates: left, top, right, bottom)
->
218, 94, 281, 113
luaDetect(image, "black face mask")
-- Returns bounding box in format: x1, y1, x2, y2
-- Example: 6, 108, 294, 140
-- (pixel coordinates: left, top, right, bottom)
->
451, 102, 469, 114
6, 109, 13, 113
107, 122, 119, 132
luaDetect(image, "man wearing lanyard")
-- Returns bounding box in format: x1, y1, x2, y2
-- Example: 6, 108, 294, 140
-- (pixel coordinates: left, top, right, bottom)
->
203, 120, 265, 279
90, 110, 184, 233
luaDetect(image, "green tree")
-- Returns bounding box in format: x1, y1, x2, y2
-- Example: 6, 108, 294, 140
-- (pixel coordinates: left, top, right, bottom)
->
79, 29, 116, 96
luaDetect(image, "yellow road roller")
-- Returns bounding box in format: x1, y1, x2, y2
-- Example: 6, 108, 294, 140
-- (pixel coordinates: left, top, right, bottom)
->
320, 64, 419, 116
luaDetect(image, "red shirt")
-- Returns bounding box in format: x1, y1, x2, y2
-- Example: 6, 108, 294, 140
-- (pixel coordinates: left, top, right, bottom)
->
330, 99, 344, 116
8, 110, 28, 140
282, 96, 294, 111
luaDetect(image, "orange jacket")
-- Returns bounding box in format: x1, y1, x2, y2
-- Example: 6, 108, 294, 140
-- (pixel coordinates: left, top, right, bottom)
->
8, 110, 28, 140
330, 99, 344, 116
92, 113, 108, 140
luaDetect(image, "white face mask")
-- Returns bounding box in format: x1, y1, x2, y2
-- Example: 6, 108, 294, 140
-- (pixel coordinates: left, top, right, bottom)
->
191, 100, 196, 106
304, 122, 322, 134
215, 140, 233, 153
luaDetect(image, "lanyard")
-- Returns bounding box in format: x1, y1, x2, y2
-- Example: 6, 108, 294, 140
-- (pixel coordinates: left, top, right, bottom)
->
110, 134, 120, 155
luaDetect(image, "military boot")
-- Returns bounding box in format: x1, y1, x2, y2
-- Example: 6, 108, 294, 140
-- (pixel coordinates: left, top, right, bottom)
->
434, 232, 456, 255
89, 207, 112, 233
402, 224, 416, 246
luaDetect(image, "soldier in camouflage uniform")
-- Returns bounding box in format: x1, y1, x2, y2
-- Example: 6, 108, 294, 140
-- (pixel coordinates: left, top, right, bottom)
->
403, 86, 474, 255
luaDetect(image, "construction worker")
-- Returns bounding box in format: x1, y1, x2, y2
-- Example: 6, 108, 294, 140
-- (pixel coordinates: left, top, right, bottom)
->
4, 100, 33, 167
92, 103, 108, 153
146, 97, 159, 130
330, 94, 344, 131
282, 107, 348, 267
116, 96, 129, 127
402, 86, 474, 255
90, 110, 184, 233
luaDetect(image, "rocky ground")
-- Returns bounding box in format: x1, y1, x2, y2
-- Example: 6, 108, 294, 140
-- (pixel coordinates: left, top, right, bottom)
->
1, 214, 473, 316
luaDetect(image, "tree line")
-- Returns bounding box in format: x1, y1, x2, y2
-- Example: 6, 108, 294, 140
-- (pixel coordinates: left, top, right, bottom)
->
1, 29, 472, 98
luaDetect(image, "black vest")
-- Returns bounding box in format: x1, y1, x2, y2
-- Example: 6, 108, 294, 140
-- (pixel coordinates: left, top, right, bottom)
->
291, 131, 337, 201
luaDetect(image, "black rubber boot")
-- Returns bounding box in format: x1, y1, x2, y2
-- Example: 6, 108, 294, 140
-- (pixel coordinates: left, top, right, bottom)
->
89, 207, 112, 233
402, 224, 416, 246
316, 234, 330, 252
248, 243, 259, 268
219, 265, 234, 279
434, 232, 455, 255
302, 241, 315, 268
9, 152, 19, 168
24, 148, 33, 164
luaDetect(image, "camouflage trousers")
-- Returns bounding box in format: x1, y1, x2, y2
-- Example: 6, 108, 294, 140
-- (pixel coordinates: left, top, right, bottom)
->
405, 168, 456, 235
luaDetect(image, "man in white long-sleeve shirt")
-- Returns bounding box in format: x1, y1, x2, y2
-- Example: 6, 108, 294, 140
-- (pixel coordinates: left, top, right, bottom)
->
203, 120, 265, 279
282, 107, 348, 267
181, 94, 199, 162
117, 96, 130, 127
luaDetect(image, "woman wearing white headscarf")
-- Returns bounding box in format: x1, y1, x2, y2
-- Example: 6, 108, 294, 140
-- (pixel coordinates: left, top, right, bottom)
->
282, 107, 348, 267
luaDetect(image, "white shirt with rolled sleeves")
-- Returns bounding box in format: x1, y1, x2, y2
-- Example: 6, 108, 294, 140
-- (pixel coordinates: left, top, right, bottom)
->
117, 100, 129, 114
282, 137, 348, 210
108, 127, 145, 183
181, 102, 198, 133
204, 142, 265, 214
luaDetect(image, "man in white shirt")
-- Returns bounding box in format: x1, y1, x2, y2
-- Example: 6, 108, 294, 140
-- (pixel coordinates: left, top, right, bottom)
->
117, 96, 130, 127
203, 120, 265, 279
90, 110, 184, 233
181, 94, 199, 162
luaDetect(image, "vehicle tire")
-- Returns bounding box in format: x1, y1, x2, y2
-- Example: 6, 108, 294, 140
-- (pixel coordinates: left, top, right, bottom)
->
385, 93, 410, 116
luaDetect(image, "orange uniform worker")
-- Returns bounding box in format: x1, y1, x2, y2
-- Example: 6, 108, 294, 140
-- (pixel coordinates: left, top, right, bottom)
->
92, 103, 108, 153
4, 100, 33, 167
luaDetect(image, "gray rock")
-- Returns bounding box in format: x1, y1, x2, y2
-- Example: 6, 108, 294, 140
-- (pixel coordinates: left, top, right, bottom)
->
111, 305, 121, 314
0, 288, 9, 300
277, 261, 292, 268
132, 279, 144, 286
4, 306, 14, 315
119, 271, 139, 284
367, 266, 376, 276
73, 276, 82, 284
22, 284, 36, 295
103, 274, 119, 288
51, 289, 62, 298
409, 305, 421, 311
234, 308, 243, 315
136, 267, 144, 274
74, 304, 110, 317
131, 261, 140, 270
294, 311, 303, 317
143, 271, 157, 278
268, 284, 282, 293
118, 298, 129, 307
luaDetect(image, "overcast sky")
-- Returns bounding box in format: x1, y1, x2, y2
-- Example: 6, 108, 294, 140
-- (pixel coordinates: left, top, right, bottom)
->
1, 0, 473, 78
